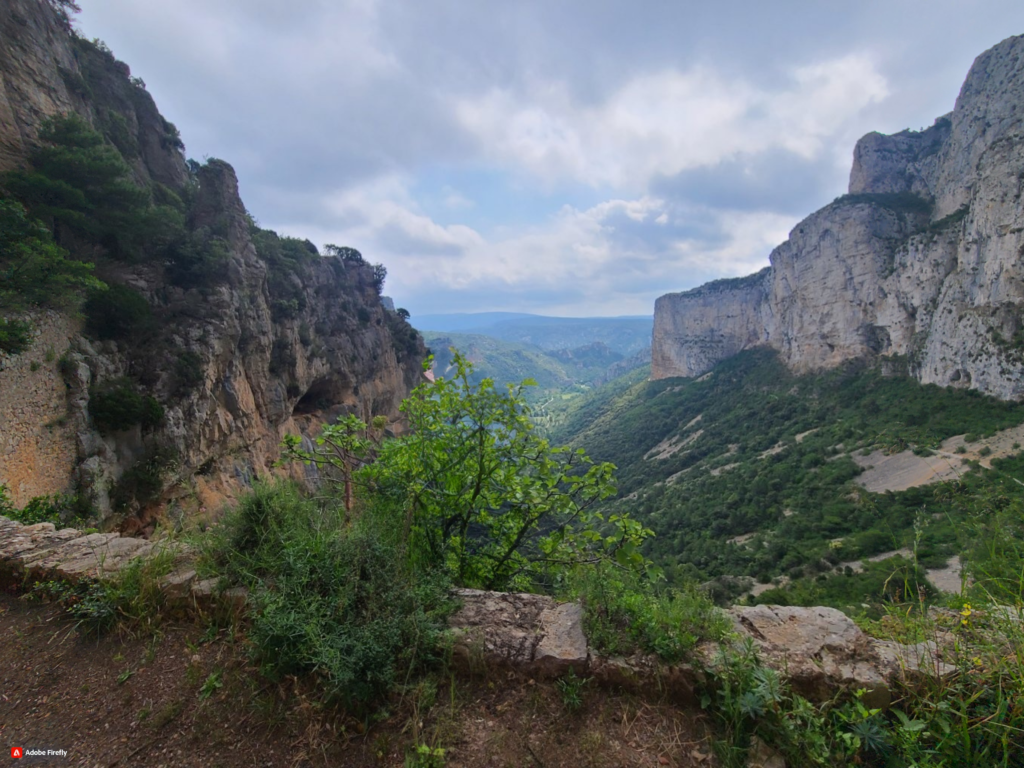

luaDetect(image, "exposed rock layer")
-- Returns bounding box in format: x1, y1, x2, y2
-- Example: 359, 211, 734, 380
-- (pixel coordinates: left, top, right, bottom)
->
653, 34, 1024, 401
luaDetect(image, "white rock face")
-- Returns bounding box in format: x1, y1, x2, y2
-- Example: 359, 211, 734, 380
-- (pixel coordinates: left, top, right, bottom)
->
653, 34, 1024, 400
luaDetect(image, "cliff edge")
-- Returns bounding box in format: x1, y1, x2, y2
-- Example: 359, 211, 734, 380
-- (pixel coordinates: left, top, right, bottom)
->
653, 34, 1024, 401
0, 0, 426, 529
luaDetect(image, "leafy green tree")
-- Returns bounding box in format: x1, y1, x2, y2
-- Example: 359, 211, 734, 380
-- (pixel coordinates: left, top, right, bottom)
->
358, 352, 652, 590
324, 244, 364, 264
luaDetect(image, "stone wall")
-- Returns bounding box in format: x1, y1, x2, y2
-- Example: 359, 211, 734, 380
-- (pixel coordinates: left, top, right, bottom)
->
0, 311, 79, 505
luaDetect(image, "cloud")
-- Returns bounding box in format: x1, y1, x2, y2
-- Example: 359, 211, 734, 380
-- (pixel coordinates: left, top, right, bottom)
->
652, 148, 845, 215
279, 181, 796, 315
454, 55, 889, 190
75, 0, 1024, 316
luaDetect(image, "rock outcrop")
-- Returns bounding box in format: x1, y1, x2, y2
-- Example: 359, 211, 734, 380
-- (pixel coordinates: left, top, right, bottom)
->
653, 34, 1024, 401
0, 0, 426, 526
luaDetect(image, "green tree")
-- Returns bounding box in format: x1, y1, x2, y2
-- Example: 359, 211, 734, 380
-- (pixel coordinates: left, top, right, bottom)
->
282, 414, 388, 514
0, 197, 104, 311
358, 352, 652, 590
3, 114, 160, 260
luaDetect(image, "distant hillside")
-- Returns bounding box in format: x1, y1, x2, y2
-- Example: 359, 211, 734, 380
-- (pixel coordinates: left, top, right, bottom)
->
422, 332, 574, 394
415, 313, 652, 355
553, 349, 1024, 610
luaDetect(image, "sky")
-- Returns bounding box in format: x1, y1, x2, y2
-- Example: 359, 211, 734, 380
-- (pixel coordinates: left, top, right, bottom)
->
75, 1, 1024, 317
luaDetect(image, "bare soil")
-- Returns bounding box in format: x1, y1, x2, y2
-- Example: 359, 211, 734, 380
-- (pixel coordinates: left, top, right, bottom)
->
0, 590, 714, 767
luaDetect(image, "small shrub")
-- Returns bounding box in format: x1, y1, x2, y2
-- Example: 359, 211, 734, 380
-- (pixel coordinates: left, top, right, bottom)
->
173, 350, 204, 398
0, 318, 33, 354
30, 546, 176, 636
405, 745, 445, 768
110, 448, 176, 512
89, 378, 164, 434
83, 284, 155, 341
567, 562, 730, 664
32, 579, 118, 637
204, 482, 454, 709
0, 487, 88, 528
978, 446, 992, 457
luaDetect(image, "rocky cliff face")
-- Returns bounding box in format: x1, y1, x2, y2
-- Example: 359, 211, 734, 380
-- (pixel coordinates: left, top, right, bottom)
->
0, 0, 425, 529
653, 34, 1024, 400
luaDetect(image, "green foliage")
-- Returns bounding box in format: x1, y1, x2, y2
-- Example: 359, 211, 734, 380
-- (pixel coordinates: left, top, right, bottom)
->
164, 225, 229, 288
324, 244, 365, 265
45, 0, 80, 31
359, 353, 648, 591
0, 318, 33, 355
386, 308, 422, 362
89, 377, 163, 434
405, 744, 446, 768
555, 349, 1024, 600
556, 668, 590, 713
567, 561, 730, 663
371, 263, 387, 293
172, 350, 204, 398
83, 283, 155, 341
110, 448, 176, 512
30, 547, 176, 637
833, 192, 934, 217
0, 196, 104, 313
0, 485, 88, 528
251, 226, 317, 318
203, 481, 454, 709
4, 113, 155, 260
32, 579, 118, 637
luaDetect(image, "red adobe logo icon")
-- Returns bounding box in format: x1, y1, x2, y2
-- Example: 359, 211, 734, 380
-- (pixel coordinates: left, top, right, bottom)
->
11, 747, 23, 758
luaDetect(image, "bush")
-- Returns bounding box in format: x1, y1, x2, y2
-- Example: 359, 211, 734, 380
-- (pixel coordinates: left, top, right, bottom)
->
0, 486, 88, 528
0, 318, 33, 354
357, 352, 650, 591
110, 448, 176, 512
89, 378, 163, 434
567, 562, 730, 663
3, 114, 152, 260
83, 284, 155, 341
205, 482, 454, 708
172, 350, 204, 398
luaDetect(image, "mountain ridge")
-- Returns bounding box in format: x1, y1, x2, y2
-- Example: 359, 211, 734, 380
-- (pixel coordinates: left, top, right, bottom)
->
652, 33, 1024, 401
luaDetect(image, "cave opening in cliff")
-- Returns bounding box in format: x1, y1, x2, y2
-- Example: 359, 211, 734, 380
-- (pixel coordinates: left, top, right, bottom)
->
293, 377, 348, 416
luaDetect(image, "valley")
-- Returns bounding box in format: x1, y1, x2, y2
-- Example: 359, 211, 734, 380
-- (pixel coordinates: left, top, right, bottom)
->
2, 2, 1024, 764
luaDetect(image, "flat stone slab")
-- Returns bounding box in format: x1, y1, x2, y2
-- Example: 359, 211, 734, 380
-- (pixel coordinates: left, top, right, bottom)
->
0, 515, 159, 582
729, 605, 891, 707
449, 588, 588, 677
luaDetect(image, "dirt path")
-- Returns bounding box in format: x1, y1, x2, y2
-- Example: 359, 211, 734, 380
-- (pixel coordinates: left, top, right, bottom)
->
0, 591, 712, 767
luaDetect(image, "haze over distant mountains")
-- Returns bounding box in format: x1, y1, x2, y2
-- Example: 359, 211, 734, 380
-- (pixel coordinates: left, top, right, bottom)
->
413, 312, 653, 355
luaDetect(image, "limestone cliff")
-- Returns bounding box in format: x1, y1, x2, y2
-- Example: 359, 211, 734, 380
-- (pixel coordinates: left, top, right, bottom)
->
0, 0, 426, 529
653, 34, 1024, 401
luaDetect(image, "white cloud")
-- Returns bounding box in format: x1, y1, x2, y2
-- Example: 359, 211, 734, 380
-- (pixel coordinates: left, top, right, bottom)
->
279, 181, 797, 315
454, 54, 889, 190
